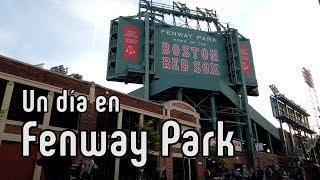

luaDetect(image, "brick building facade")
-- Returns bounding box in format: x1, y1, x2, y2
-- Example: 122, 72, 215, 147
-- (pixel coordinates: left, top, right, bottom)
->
0, 55, 295, 180
0, 55, 205, 180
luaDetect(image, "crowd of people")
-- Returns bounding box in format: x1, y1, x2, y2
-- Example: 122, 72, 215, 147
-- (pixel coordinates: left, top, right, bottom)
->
203, 164, 305, 180
37, 154, 98, 180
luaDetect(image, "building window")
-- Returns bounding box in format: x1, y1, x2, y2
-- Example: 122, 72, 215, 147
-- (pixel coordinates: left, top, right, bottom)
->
7, 83, 47, 123
144, 115, 159, 132
122, 110, 140, 131
173, 157, 189, 180
49, 93, 80, 129
144, 154, 158, 179
0, 79, 7, 108
96, 111, 118, 134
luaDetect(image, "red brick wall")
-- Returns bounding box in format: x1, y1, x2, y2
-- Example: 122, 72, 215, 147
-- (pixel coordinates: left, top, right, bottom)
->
257, 152, 280, 168
224, 151, 280, 169
172, 103, 195, 113
0, 55, 200, 128
4, 124, 42, 135
170, 110, 197, 123
79, 102, 97, 131
0, 55, 204, 180
0, 141, 37, 180
158, 156, 173, 180
0, 56, 91, 94
95, 86, 163, 115
196, 157, 205, 180
225, 152, 249, 169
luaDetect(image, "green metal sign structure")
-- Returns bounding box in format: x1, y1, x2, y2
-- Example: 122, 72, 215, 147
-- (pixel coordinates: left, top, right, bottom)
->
106, 0, 282, 169
107, 18, 145, 83
107, 17, 258, 95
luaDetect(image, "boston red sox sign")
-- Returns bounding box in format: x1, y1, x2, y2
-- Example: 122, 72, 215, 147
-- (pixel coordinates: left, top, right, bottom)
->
107, 17, 258, 91
154, 24, 229, 81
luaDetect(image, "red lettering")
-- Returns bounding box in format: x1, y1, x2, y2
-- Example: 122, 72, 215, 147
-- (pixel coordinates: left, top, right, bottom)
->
162, 57, 171, 69
162, 42, 170, 55
123, 25, 139, 61
193, 61, 201, 73
172, 58, 179, 70
191, 47, 199, 59
201, 48, 208, 61
202, 62, 209, 74
240, 45, 251, 75
182, 45, 190, 58
210, 63, 219, 75
210, 49, 219, 62
181, 59, 189, 71
172, 44, 180, 56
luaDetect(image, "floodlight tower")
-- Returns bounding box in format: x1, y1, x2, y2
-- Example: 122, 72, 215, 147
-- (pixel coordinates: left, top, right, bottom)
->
302, 67, 320, 134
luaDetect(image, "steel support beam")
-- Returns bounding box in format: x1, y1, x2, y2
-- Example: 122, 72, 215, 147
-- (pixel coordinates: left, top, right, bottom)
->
210, 95, 217, 131
267, 132, 274, 154
236, 117, 243, 141
176, 88, 183, 100
289, 125, 295, 153
143, 12, 150, 100
234, 29, 257, 168
183, 94, 211, 118
279, 118, 288, 155
253, 121, 259, 143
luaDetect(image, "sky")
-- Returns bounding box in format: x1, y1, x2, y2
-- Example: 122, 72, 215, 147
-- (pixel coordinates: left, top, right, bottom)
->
1, 0, 320, 132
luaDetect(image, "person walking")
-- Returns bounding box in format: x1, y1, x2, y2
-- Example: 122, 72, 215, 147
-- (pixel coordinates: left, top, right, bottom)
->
204, 167, 211, 180
233, 168, 242, 180
265, 166, 273, 180
256, 166, 264, 180
80, 157, 98, 180
242, 165, 249, 180
273, 165, 283, 180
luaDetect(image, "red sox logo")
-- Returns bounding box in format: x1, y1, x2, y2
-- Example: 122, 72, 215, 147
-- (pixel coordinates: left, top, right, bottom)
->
242, 59, 250, 75
125, 46, 136, 55
240, 44, 251, 76
123, 25, 139, 62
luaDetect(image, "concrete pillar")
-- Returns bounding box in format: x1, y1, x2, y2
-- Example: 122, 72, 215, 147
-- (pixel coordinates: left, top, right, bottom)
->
0, 81, 14, 146
139, 113, 144, 127
89, 82, 95, 104
42, 91, 54, 127
114, 109, 123, 180
188, 159, 191, 180
32, 163, 42, 180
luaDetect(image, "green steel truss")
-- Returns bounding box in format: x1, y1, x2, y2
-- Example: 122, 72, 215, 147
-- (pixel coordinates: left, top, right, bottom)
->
139, 0, 226, 32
